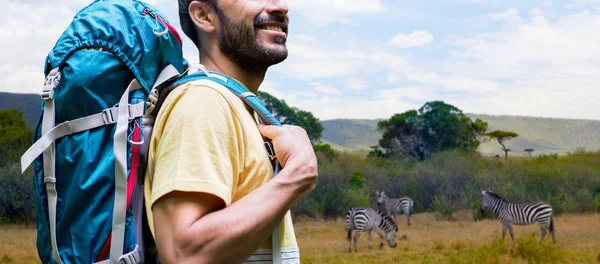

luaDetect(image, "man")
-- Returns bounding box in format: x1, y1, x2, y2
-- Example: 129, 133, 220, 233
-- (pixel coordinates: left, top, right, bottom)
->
143, 0, 318, 263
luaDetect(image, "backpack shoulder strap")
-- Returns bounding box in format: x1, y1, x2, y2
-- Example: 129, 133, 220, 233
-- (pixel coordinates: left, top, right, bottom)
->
169, 68, 282, 126
142, 64, 284, 264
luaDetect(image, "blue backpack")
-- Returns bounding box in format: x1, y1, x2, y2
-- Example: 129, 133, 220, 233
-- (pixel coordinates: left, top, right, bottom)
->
20, 1, 282, 263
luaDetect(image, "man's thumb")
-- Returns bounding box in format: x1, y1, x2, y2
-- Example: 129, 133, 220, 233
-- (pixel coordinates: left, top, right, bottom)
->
258, 124, 279, 139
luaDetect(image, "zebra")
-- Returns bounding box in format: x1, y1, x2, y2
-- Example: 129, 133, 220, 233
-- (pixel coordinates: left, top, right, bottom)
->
480, 190, 556, 245
376, 190, 414, 227
345, 207, 397, 252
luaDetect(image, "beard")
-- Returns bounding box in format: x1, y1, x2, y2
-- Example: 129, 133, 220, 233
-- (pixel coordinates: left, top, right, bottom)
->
215, 6, 288, 75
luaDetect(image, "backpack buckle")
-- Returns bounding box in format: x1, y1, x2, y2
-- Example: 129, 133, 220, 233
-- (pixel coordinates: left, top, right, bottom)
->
264, 141, 276, 160
102, 108, 116, 124
42, 67, 61, 100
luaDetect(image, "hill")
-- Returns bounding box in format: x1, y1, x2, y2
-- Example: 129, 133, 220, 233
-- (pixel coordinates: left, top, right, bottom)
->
321, 115, 600, 156
0, 92, 40, 128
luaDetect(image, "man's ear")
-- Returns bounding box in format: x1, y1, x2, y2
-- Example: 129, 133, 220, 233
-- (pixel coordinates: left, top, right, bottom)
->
189, 1, 216, 34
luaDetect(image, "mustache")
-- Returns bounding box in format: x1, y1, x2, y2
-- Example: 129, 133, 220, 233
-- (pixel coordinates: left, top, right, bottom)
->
254, 13, 289, 26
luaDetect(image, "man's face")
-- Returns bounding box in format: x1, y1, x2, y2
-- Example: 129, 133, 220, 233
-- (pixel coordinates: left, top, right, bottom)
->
215, 0, 289, 73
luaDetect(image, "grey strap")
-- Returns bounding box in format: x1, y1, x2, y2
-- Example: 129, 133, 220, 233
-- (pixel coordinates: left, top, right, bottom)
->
110, 80, 138, 264
21, 103, 145, 173
41, 67, 63, 264
272, 224, 282, 264
151, 64, 180, 90
95, 245, 140, 264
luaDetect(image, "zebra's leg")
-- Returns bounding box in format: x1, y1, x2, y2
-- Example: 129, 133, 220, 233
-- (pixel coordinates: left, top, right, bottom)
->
367, 230, 372, 248
373, 228, 385, 249
507, 224, 515, 242
502, 225, 507, 240
348, 229, 353, 253
354, 230, 362, 252
550, 216, 556, 243
539, 225, 547, 245
407, 212, 411, 226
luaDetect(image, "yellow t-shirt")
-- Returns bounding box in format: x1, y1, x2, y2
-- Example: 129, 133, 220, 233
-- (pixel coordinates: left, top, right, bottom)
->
144, 79, 299, 263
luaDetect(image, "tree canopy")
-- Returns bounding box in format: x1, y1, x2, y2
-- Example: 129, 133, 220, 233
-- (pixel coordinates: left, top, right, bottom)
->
375, 101, 488, 160
486, 130, 519, 161
257, 91, 323, 144
0, 109, 34, 163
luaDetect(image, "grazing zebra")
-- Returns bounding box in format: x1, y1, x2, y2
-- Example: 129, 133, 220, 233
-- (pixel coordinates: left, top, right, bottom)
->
345, 207, 397, 252
376, 190, 414, 226
480, 190, 556, 245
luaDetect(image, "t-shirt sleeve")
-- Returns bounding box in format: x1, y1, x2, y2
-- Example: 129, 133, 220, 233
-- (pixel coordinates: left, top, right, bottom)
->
149, 84, 245, 207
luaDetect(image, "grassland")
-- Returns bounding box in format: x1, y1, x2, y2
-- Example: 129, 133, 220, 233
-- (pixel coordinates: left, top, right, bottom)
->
0, 224, 38, 264
2, 213, 599, 263
295, 212, 600, 263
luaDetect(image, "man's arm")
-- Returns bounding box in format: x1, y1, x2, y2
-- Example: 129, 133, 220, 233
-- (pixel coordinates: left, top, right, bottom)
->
152, 124, 317, 264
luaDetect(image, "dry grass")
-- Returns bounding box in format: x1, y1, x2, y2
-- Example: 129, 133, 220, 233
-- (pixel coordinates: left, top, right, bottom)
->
0, 224, 38, 264
2, 213, 599, 263
295, 212, 600, 263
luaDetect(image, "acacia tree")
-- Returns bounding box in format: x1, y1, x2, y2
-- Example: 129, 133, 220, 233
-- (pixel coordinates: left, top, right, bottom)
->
486, 130, 519, 161
257, 91, 323, 144
375, 101, 488, 160
524, 148, 534, 157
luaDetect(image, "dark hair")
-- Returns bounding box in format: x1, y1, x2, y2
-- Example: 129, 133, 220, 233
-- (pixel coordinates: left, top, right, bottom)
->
178, 0, 215, 49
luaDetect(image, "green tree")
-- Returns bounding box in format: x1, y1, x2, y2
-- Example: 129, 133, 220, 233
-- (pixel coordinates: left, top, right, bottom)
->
0, 109, 35, 224
0, 109, 34, 164
376, 101, 488, 160
257, 91, 323, 144
525, 148, 534, 157
486, 130, 519, 161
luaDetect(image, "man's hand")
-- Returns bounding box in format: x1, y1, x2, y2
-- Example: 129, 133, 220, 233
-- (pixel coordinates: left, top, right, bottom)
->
258, 124, 318, 199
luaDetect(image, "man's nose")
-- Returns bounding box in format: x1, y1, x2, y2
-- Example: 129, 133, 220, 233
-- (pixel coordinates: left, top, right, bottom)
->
265, 0, 289, 16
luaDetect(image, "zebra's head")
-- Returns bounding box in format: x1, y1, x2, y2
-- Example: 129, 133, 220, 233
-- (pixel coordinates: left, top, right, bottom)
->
480, 190, 492, 212
379, 211, 398, 248
376, 190, 387, 205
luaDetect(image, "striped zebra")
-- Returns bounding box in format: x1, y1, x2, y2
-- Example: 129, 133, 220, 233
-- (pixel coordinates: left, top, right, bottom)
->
345, 207, 397, 252
376, 191, 414, 227
481, 190, 556, 245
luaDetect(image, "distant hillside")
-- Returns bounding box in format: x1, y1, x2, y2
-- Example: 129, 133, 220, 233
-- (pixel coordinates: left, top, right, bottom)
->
322, 115, 600, 156
0, 92, 41, 128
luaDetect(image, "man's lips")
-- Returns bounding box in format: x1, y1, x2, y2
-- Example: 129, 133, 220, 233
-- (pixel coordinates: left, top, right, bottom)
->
256, 21, 288, 36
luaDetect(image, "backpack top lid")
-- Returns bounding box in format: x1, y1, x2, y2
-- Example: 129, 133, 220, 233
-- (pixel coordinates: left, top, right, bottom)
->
44, 0, 185, 93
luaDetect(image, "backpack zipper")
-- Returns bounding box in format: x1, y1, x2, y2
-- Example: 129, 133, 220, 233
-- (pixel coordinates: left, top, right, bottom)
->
143, 8, 183, 45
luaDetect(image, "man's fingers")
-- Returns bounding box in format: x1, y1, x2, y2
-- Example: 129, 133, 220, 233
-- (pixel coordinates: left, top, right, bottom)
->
258, 124, 281, 139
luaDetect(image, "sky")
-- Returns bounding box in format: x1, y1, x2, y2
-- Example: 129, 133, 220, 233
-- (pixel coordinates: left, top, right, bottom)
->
1, 0, 599, 121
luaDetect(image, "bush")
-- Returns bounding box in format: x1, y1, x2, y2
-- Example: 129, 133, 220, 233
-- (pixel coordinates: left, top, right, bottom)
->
293, 149, 600, 220
432, 196, 456, 221
472, 201, 495, 221
0, 163, 35, 225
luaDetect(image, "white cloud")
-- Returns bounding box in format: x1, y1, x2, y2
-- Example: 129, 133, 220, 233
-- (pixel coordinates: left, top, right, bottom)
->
529, 8, 543, 17
346, 77, 367, 90
388, 30, 435, 48
571, 0, 600, 6
283, 93, 418, 120
430, 10, 600, 119
312, 82, 341, 95
488, 8, 523, 22
0, 1, 80, 94
272, 43, 369, 79
259, 80, 284, 99
287, 0, 384, 25
2, 1, 599, 122
378, 87, 438, 101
